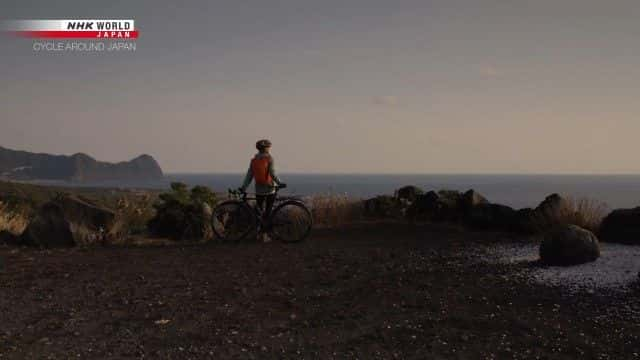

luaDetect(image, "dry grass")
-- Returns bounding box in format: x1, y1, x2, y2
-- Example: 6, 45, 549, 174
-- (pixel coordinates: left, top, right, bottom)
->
533, 196, 609, 233
111, 194, 157, 239
0, 201, 29, 235
308, 194, 364, 228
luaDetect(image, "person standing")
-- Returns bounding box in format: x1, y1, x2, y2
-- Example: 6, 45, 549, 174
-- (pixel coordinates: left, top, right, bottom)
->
239, 139, 286, 242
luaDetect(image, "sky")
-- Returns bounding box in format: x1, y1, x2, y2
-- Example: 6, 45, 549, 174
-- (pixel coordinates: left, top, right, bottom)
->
1, 0, 640, 174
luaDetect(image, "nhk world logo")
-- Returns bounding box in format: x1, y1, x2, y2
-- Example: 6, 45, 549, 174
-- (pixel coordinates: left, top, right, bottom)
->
3, 19, 138, 39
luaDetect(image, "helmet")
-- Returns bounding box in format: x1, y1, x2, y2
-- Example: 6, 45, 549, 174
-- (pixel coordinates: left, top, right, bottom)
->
255, 139, 272, 150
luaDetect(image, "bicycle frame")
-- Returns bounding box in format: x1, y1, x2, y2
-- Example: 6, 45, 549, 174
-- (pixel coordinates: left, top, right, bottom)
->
215, 186, 313, 242
228, 187, 283, 223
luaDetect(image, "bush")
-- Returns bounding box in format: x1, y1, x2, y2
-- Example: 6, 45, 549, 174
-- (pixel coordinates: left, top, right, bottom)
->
0, 200, 30, 236
533, 195, 608, 233
113, 193, 156, 237
148, 182, 217, 240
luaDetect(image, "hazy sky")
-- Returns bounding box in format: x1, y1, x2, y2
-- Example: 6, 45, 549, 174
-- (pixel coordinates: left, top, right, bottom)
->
1, 0, 640, 174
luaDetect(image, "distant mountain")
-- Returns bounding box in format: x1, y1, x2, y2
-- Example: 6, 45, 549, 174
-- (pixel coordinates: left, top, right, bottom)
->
0, 146, 163, 182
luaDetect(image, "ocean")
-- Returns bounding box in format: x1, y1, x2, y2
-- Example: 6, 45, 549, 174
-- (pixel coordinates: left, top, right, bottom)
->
88, 173, 640, 210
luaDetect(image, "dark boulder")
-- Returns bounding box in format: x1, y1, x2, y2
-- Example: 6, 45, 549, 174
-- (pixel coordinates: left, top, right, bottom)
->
539, 224, 600, 266
364, 195, 402, 218
407, 190, 463, 222
536, 193, 569, 216
406, 191, 439, 221
531, 193, 572, 231
465, 203, 517, 230
435, 190, 463, 221
599, 207, 640, 245
512, 207, 537, 234
460, 189, 489, 215
21, 203, 74, 247
394, 185, 424, 203
21, 194, 116, 247
0, 230, 19, 245
182, 202, 214, 241
437, 190, 463, 205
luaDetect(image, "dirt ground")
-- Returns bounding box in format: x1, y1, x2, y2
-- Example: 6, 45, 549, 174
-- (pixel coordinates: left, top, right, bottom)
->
1, 222, 639, 359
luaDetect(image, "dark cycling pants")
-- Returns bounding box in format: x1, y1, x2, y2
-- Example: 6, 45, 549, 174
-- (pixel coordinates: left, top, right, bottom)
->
256, 193, 276, 221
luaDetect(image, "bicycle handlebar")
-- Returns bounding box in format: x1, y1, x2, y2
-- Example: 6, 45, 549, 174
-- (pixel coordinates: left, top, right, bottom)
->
228, 184, 287, 198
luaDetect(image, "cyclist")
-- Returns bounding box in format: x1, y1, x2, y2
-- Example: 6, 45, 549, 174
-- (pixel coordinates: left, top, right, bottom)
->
238, 139, 286, 242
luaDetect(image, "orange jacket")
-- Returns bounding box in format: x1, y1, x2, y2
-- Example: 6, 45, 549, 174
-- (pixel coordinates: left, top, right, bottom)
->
240, 153, 282, 194
251, 155, 273, 185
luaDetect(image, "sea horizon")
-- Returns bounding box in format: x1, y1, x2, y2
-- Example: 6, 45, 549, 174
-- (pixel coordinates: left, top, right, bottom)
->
21, 173, 640, 210
167, 172, 640, 176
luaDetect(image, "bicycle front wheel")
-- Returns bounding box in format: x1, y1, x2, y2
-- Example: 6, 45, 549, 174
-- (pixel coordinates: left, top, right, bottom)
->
212, 201, 257, 242
270, 200, 313, 243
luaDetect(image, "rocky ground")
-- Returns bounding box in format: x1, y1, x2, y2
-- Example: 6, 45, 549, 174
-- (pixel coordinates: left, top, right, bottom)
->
1, 222, 639, 359
474, 242, 640, 293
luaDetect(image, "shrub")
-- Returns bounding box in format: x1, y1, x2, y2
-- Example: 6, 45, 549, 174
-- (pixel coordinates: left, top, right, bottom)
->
364, 195, 403, 218
147, 182, 217, 240
533, 196, 608, 233
309, 194, 364, 228
113, 193, 156, 237
0, 200, 30, 235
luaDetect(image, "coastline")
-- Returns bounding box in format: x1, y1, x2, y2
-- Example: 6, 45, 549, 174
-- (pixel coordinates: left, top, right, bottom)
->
6, 173, 640, 209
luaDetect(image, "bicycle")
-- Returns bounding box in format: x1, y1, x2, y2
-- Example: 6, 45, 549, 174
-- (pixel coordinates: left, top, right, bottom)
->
211, 186, 313, 243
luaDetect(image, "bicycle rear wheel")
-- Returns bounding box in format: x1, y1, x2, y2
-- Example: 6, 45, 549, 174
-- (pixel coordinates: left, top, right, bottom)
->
270, 200, 313, 243
212, 201, 257, 242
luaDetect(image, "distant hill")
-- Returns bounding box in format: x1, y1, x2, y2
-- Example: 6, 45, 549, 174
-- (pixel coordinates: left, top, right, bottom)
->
0, 146, 163, 182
